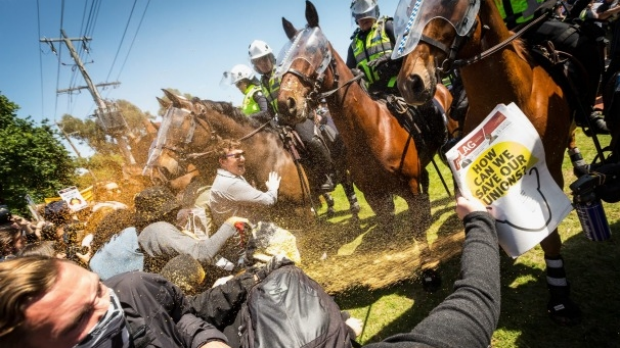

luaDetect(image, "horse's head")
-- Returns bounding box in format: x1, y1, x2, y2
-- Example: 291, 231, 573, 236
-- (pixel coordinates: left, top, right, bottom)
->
275, 1, 334, 125
392, 0, 480, 105
143, 89, 217, 188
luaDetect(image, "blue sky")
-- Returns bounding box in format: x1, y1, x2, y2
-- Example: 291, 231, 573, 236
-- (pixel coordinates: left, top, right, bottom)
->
1, 0, 399, 156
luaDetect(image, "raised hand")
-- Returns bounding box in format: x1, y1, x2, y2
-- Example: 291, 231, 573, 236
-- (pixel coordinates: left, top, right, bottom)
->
265, 171, 281, 192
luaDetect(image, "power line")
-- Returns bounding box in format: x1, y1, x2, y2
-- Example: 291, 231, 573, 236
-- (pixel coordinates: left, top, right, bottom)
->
105, 0, 138, 83
36, 0, 45, 120
53, 0, 67, 123
115, 0, 151, 82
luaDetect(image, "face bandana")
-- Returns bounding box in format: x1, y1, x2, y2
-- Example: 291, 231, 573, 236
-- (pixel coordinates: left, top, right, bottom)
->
73, 289, 130, 348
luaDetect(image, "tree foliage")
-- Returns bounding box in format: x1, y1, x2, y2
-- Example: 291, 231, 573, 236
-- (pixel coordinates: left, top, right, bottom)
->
57, 99, 158, 167
0, 93, 76, 215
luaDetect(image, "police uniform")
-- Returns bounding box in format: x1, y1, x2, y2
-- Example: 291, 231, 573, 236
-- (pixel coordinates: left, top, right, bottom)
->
346, 16, 401, 95
240, 84, 263, 116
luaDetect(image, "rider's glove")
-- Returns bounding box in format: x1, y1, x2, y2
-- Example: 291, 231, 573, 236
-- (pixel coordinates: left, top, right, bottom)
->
367, 55, 390, 69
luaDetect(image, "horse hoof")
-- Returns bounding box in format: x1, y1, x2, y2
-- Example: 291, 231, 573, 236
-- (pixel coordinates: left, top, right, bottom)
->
548, 295, 582, 326
421, 269, 442, 293
326, 207, 336, 218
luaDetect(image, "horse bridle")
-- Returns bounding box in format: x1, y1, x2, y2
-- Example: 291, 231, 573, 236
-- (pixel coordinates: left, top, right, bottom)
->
283, 52, 363, 114
159, 106, 219, 165
419, 0, 549, 74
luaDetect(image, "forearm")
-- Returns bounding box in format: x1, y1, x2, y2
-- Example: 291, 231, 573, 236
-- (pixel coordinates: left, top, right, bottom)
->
367, 212, 500, 348
176, 313, 229, 348
253, 93, 270, 112
229, 182, 277, 206
412, 212, 500, 346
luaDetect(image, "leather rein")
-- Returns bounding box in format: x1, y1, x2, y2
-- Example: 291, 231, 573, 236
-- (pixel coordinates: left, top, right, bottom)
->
420, 4, 549, 74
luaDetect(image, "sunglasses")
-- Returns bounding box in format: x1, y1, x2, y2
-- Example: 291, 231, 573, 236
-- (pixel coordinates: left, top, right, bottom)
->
225, 151, 245, 159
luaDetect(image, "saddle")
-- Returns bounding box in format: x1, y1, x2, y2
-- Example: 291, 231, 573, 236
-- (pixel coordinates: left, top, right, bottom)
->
384, 94, 449, 164
525, 17, 607, 133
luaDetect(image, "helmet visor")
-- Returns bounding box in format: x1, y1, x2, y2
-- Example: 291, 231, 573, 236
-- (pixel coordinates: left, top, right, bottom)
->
143, 107, 192, 171
351, 0, 379, 21
391, 0, 479, 59
220, 71, 234, 88
274, 27, 332, 82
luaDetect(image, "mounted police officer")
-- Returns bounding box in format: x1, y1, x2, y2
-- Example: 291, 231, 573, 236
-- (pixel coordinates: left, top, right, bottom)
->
248, 39, 337, 192
222, 64, 266, 116
500, 0, 608, 133
346, 0, 401, 97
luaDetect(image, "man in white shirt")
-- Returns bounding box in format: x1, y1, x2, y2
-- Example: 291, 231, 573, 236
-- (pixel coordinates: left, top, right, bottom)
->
209, 139, 281, 227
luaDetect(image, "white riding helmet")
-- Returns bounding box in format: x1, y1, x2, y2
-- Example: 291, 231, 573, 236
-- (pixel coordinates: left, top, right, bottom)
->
248, 40, 273, 60
228, 64, 255, 85
351, 0, 380, 22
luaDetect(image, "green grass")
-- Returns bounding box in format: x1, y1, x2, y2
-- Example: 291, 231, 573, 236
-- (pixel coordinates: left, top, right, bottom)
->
307, 129, 620, 347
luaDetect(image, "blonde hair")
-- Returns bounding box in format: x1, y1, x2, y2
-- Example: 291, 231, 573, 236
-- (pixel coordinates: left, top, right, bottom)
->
0, 256, 60, 347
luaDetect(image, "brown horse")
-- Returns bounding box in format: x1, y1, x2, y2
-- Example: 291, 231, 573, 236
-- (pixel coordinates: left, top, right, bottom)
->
393, 0, 581, 324
274, 1, 455, 286
142, 89, 360, 226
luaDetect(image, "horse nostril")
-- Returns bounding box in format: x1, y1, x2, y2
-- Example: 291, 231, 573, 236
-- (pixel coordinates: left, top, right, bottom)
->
286, 97, 297, 116
409, 74, 424, 93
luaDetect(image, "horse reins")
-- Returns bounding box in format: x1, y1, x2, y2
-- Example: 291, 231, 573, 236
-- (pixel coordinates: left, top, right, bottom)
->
422, 7, 549, 74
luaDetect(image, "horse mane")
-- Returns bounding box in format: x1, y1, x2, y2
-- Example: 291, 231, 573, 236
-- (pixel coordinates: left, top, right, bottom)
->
194, 99, 252, 124
510, 37, 529, 62
193, 98, 274, 132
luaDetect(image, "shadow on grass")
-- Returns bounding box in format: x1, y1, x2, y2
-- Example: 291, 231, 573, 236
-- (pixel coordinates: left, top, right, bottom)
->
330, 216, 620, 347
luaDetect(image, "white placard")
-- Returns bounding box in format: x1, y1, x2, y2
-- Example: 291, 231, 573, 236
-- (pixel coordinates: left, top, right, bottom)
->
445, 103, 573, 257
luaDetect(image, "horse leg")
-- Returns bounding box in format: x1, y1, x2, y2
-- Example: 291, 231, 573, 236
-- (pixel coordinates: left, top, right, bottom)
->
341, 171, 361, 217
542, 136, 582, 326
539, 229, 582, 326
566, 131, 590, 176
405, 174, 441, 292
322, 193, 336, 218
364, 192, 395, 229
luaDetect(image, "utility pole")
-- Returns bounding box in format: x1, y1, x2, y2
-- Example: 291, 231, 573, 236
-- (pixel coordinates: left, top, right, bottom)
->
56, 122, 98, 182
41, 30, 137, 168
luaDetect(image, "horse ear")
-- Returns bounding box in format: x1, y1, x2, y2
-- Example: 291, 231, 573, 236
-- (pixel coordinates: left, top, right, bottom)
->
305, 0, 319, 28
156, 96, 171, 109
282, 17, 297, 40
161, 89, 183, 108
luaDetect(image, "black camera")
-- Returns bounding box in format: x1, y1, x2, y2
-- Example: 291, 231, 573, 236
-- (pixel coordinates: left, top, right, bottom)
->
0, 205, 12, 225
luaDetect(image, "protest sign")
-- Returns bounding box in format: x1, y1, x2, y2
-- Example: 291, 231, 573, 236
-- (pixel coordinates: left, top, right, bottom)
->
445, 103, 573, 257
58, 186, 89, 212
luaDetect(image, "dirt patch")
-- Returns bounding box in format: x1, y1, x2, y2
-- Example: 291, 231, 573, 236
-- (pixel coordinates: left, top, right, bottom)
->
295, 213, 466, 294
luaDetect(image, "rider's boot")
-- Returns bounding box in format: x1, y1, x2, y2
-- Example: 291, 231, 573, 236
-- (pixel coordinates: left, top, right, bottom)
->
589, 110, 610, 135
308, 137, 336, 192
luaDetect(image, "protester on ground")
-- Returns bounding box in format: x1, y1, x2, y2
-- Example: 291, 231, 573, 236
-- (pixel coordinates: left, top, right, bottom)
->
189, 220, 364, 348
160, 253, 208, 295
363, 193, 500, 348
88, 207, 144, 280
134, 185, 249, 273
209, 139, 281, 227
